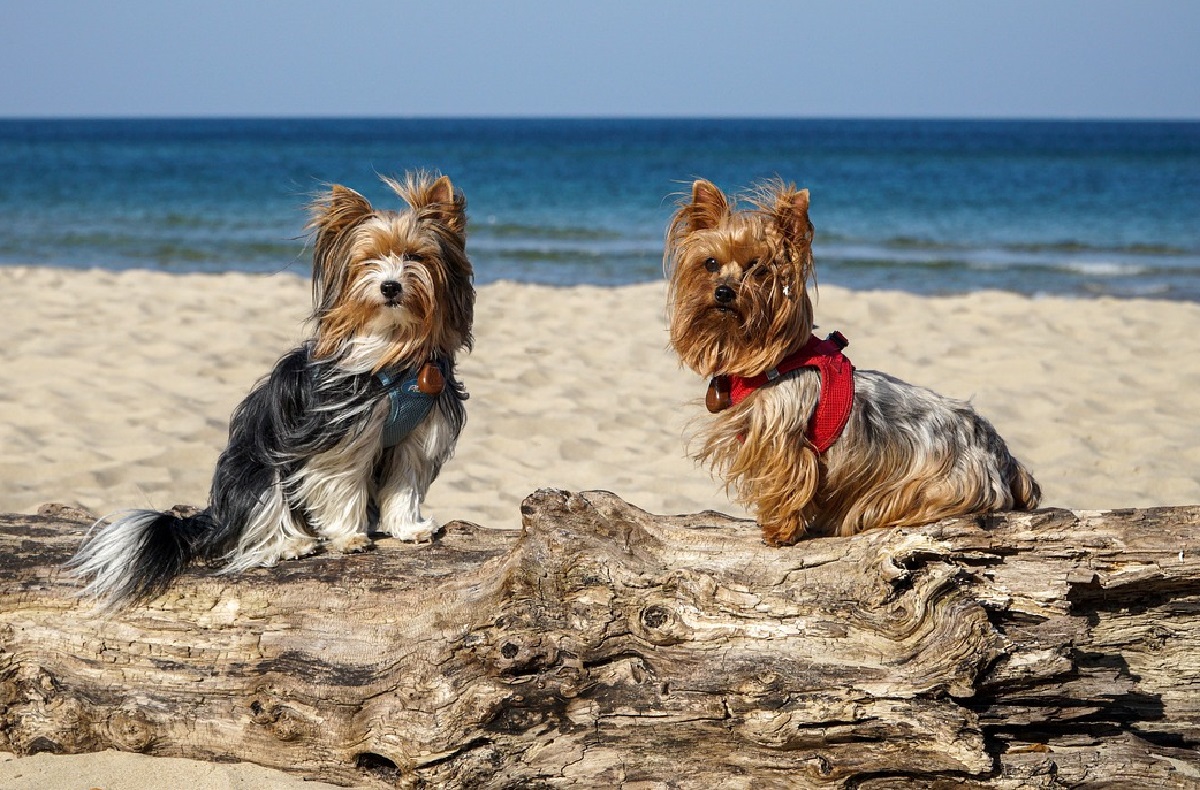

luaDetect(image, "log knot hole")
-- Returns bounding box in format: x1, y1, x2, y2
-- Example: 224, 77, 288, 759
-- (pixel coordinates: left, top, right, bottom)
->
491, 636, 558, 675
107, 707, 155, 753
642, 605, 670, 629
632, 602, 693, 646
249, 696, 314, 742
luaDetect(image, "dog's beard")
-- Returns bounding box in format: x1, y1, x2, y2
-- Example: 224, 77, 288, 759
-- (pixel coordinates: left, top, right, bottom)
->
671, 297, 746, 376
670, 282, 810, 379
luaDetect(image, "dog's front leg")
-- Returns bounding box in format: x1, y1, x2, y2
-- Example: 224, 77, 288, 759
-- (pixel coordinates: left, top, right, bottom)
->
376, 442, 440, 542
293, 442, 376, 554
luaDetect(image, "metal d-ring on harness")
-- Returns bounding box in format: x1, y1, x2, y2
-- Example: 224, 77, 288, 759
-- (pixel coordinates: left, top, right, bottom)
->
375, 360, 446, 448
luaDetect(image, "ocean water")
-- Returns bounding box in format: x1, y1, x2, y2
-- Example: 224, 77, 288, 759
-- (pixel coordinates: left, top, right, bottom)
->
1, 118, 1197, 299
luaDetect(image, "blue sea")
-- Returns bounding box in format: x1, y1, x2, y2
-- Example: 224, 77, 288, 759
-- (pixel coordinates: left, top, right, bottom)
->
1, 118, 1198, 299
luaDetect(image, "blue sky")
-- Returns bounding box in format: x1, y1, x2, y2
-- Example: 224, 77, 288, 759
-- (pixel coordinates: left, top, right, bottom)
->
3, 1, 1197, 119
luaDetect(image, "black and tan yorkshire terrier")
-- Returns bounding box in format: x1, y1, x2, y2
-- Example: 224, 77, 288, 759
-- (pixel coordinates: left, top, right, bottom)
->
665, 178, 1040, 545
70, 172, 474, 606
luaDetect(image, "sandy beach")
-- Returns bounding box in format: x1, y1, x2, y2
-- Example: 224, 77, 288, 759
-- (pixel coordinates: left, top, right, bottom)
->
2, 265, 1199, 788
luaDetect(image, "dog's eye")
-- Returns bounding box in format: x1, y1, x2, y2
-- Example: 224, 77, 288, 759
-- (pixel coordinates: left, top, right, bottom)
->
406, 252, 427, 263
704, 257, 720, 273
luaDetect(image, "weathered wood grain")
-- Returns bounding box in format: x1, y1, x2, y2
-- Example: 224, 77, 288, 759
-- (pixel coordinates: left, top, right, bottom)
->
2, 493, 1198, 788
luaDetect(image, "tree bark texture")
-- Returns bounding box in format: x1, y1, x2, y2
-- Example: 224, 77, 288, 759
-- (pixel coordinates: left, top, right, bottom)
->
1, 492, 1199, 788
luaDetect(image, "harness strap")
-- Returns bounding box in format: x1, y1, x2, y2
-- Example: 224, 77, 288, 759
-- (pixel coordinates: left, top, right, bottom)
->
376, 360, 444, 448
708, 331, 854, 453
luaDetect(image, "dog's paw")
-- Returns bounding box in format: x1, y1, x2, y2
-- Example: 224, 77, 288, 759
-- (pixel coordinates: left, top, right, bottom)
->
328, 532, 373, 554
382, 515, 440, 543
278, 537, 320, 562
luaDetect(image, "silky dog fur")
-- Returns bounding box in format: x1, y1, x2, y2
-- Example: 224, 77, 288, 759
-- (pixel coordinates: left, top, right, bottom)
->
665, 178, 1040, 544
69, 172, 474, 606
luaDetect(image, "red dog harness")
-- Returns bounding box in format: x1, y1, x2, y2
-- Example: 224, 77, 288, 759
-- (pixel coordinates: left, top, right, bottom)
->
707, 331, 855, 453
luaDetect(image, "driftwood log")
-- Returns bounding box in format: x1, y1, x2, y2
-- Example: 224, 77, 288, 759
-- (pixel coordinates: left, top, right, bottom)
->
1, 490, 1199, 789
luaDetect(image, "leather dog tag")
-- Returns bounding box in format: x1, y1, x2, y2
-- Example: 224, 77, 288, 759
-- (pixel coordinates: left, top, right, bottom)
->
417, 362, 445, 395
706, 375, 731, 413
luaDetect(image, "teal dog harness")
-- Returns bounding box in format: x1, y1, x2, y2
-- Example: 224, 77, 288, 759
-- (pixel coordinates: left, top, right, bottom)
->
375, 363, 442, 448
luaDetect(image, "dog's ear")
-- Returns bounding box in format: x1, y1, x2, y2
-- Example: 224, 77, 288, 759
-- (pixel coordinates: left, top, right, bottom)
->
682, 179, 731, 232
773, 187, 813, 246
307, 185, 375, 311
408, 175, 467, 237
309, 185, 375, 240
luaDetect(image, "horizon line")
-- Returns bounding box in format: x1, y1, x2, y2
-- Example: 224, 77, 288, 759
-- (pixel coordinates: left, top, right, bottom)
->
2, 114, 1198, 124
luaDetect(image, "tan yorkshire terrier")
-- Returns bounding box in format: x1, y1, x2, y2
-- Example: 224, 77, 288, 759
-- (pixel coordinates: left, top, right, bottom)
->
665, 178, 1040, 544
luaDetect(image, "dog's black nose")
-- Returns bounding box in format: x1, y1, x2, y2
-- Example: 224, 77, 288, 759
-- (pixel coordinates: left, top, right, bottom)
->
714, 284, 736, 304
380, 280, 402, 300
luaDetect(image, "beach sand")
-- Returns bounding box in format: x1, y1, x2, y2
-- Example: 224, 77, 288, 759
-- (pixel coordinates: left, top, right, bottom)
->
2, 265, 1198, 788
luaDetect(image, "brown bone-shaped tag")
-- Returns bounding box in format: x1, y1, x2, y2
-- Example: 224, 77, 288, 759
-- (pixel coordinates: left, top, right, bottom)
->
417, 361, 445, 395
706, 375, 731, 413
